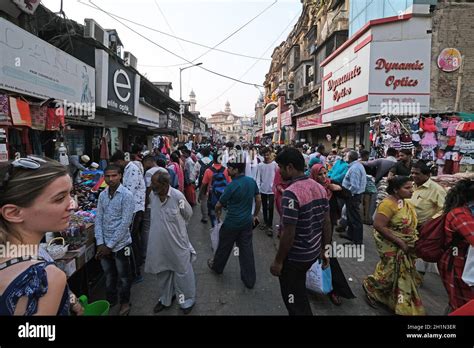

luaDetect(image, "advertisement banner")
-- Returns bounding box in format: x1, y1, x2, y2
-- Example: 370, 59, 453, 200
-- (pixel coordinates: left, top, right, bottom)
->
296, 114, 329, 131
0, 18, 95, 105
264, 108, 278, 134
107, 58, 135, 115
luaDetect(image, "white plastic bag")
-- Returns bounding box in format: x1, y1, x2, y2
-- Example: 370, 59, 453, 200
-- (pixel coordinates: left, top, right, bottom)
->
305, 259, 332, 295
462, 246, 474, 287
210, 221, 222, 254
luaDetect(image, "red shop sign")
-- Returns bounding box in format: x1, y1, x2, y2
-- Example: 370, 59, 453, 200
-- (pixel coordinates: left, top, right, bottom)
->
296, 114, 324, 131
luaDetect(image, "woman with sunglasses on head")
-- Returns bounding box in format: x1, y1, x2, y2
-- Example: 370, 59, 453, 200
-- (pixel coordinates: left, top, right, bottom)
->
0, 156, 79, 315
310, 164, 355, 306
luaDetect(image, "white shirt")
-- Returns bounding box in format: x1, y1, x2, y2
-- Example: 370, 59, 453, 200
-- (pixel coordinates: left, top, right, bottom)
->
255, 161, 278, 194
145, 167, 168, 188
123, 162, 146, 213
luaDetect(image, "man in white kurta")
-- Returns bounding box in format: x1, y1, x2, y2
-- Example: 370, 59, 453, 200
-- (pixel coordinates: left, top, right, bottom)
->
145, 171, 196, 314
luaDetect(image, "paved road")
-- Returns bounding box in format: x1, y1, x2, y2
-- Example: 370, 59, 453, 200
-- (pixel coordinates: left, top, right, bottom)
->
106, 203, 448, 316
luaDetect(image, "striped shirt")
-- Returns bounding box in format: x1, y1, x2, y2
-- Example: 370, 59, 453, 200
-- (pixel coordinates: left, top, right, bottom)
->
281, 176, 329, 262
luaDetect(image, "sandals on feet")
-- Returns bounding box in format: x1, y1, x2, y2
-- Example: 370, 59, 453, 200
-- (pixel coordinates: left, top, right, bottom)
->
362, 283, 378, 309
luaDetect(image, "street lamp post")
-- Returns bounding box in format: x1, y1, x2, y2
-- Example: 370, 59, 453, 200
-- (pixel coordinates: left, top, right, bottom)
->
179, 62, 202, 139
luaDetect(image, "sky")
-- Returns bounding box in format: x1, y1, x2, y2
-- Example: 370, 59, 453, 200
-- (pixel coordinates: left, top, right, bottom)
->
40, 0, 302, 118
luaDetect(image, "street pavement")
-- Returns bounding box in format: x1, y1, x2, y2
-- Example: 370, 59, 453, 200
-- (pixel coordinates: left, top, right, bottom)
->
106, 203, 448, 316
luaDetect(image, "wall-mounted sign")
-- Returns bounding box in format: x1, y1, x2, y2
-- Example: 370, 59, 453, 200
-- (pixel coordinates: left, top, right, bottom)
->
182, 117, 194, 134
107, 58, 135, 115
159, 110, 180, 130
437, 48, 462, 73
264, 107, 278, 134
296, 114, 329, 131
0, 17, 95, 105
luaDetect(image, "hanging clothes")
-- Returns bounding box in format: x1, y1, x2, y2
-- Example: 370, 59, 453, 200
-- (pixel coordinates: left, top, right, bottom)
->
420, 117, 437, 132
100, 136, 109, 160
9, 97, 31, 127
20, 128, 32, 155
0, 94, 12, 126
30, 105, 47, 131
29, 129, 43, 156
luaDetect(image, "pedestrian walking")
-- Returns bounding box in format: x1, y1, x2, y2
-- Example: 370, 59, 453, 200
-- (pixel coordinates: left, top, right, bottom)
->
340, 150, 366, 245
363, 176, 426, 316
110, 150, 146, 283
182, 148, 197, 206
145, 171, 196, 315
438, 179, 474, 312
200, 152, 231, 228
270, 148, 332, 316
255, 147, 278, 236
207, 160, 261, 289
193, 147, 213, 223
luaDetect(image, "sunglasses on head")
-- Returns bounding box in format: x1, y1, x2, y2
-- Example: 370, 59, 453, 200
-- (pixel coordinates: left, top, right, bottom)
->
0, 156, 46, 192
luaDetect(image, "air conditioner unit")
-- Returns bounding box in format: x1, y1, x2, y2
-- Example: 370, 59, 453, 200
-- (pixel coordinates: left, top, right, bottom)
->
84, 19, 109, 47
124, 52, 138, 69
308, 66, 314, 76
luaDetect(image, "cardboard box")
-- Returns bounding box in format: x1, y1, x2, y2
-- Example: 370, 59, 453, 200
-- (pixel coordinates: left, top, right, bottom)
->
56, 251, 78, 277
64, 258, 77, 277
86, 224, 95, 245
85, 244, 95, 263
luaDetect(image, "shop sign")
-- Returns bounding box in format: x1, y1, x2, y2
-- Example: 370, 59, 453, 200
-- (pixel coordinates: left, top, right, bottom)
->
296, 114, 328, 131
182, 117, 194, 134
280, 109, 292, 126
322, 17, 431, 122
160, 110, 179, 130
437, 48, 462, 73
107, 57, 135, 115
264, 107, 278, 134
322, 33, 370, 121
368, 38, 431, 114
0, 18, 95, 105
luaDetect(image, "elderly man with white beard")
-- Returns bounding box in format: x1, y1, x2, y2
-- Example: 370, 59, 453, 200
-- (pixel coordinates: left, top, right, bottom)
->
145, 171, 196, 315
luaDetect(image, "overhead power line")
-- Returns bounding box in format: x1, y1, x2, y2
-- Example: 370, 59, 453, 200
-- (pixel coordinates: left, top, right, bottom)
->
200, 11, 300, 111
189, 0, 278, 63
87, 0, 265, 87
77, 0, 271, 61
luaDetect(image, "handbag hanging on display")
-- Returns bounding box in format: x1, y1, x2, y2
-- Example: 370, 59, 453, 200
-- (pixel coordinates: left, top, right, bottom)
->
9, 96, 31, 127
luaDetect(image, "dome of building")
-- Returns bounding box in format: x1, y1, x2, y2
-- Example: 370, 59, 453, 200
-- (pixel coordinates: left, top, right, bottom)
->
226, 114, 234, 122
190, 89, 196, 98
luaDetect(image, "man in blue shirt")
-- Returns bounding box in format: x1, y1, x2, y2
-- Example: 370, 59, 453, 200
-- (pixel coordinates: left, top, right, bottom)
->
341, 151, 367, 245
95, 164, 135, 315
207, 160, 262, 289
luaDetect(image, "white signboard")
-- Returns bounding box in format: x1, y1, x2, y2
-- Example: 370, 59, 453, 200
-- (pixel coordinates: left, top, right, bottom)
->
368, 38, 431, 115
264, 107, 278, 134
0, 17, 95, 105
321, 34, 371, 123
